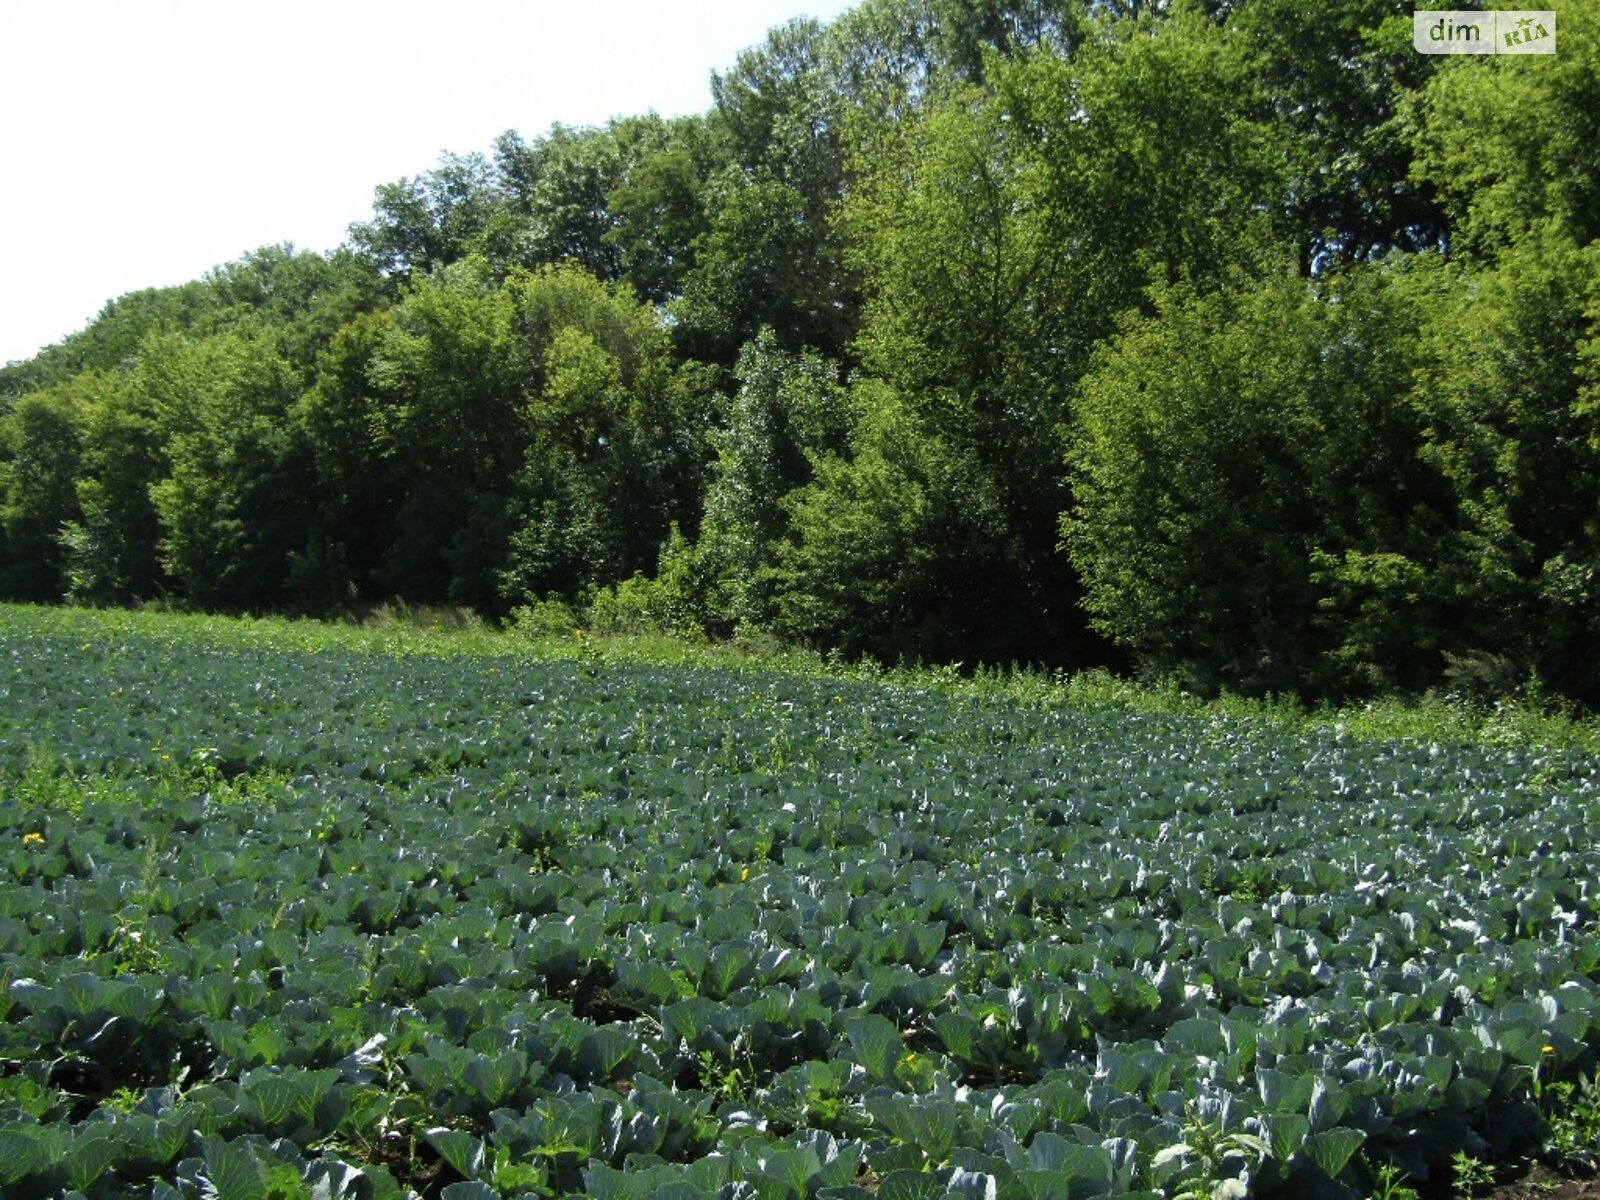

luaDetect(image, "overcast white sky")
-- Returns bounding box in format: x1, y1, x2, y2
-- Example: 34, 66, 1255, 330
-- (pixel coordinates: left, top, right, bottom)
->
0, 0, 858, 365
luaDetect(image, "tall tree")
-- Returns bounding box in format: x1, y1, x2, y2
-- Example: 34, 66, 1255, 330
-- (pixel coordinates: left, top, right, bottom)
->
290, 310, 405, 607
605, 116, 720, 305
657, 329, 850, 634
1065, 265, 1445, 696
1411, 1, 1600, 257
0, 377, 92, 599
769, 381, 1024, 662
348, 152, 500, 283
1230, 0, 1455, 271
331, 258, 705, 611
63, 357, 168, 604
142, 329, 308, 610
678, 18, 857, 361
1409, 234, 1600, 702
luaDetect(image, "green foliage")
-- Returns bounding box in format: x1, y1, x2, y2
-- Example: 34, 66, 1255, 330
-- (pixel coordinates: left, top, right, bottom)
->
1067, 264, 1441, 696
297, 259, 706, 613
494, 266, 711, 608
3, 0, 1599, 714
1408, 232, 1600, 705
2, 607, 1600, 1195
510, 122, 633, 280
1450, 1150, 1496, 1198
1232, 0, 1449, 268
675, 171, 855, 363
286, 308, 399, 608
998, 3, 1289, 320
582, 571, 677, 638
1412, 4, 1600, 256
0, 377, 91, 599
770, 384, 1024, 662
10, 600, 1600, 749
364, 257, 531, 606
605, 116, 718, 304
841, 67, 1069, 641
348, 151, 501, 282
60, 363, 167, 604
1368, 1160, 1421, 1200
504, 593, 583, 640
669, 330, 851, 636
1152, 1107, 1271, 1200
846, 73, 1066, 432
1536, 1070, 1600, 1174
677, 17, 856, 361
832, 6, 1292, 669
143, 328, 308, 610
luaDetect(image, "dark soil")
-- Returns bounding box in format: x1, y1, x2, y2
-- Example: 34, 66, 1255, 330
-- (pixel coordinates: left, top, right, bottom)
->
1488, 1163, 1600, 1200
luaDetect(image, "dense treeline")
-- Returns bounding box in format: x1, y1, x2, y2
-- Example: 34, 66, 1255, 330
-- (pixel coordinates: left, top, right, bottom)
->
3, 0, 1597, 704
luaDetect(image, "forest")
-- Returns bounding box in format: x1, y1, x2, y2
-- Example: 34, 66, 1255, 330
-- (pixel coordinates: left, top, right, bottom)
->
2, 0, 1596, 705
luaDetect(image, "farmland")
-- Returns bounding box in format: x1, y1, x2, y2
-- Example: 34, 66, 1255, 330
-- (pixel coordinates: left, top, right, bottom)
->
2, 607, 1599, 1199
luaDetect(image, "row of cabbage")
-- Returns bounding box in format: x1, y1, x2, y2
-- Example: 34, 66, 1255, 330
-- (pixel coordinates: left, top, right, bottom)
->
1, 624, 1597, 1198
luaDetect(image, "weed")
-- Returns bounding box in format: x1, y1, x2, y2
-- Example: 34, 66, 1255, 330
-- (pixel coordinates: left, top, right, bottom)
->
1369, 1161, 1421, 1200
1451, 1150, 1496, 1198
1153, 1106, 1271, 1200
1538, 1072, 1600, 1173
696, 1039, 758, 1106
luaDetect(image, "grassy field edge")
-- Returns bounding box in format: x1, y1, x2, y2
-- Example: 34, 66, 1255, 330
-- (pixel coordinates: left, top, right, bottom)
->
4, 600, 1596, 753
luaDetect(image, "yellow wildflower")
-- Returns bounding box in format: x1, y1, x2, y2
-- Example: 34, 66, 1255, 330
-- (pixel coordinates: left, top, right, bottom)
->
1542, 1044, 1555, 1054
740, 867, 750, 882
21, 832, 45, 848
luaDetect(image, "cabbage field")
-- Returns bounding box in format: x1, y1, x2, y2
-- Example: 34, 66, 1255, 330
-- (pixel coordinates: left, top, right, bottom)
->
2, 610, 1598, 1199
